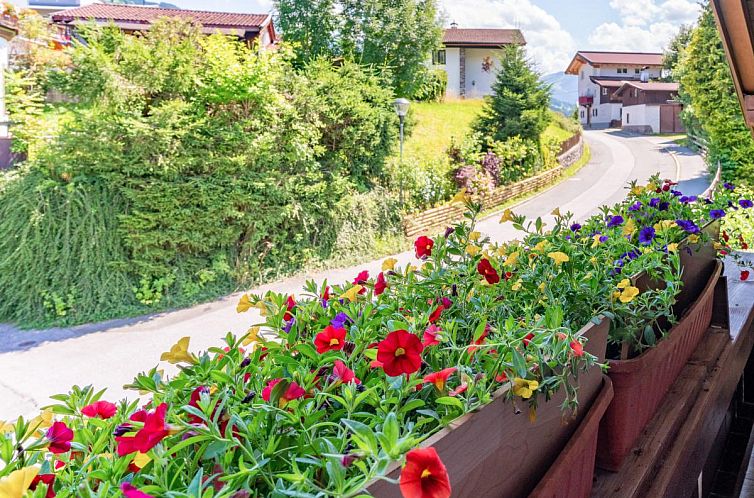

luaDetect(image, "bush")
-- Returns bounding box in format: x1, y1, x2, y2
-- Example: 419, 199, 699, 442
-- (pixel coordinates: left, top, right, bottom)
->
0, 20, 402, 327
384, 157, 455, 211
489, 136, 544, 186
413, 67, 447, 102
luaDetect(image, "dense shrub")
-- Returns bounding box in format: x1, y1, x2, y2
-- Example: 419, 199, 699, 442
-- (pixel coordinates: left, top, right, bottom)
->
0, 20, 401, 327
413, 67, 447, 102
489, 136, 544, 186
384, 157, 455, 211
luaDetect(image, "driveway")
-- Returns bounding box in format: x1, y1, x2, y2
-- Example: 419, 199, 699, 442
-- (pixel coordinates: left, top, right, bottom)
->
0, 130, 710, 419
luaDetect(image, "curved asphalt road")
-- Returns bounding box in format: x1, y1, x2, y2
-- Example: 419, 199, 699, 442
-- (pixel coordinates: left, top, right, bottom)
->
0, 130, 710, 419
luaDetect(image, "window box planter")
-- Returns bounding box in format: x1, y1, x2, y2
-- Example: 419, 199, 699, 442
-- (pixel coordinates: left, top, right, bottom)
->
529, 375, 614, 498
366, 317, 609, 498
597, 259, 723, 471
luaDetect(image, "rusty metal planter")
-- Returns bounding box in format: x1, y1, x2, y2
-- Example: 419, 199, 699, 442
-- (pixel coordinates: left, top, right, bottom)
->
529, 376, 614, 498
367, 317, 609, 498
596, 260, 723, 471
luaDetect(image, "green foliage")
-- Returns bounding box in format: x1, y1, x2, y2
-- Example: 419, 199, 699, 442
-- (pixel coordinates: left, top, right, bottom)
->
490, 136, 546, 185
473, 45, 551, 145
4, 71, 45, 155
0, 172, 136, 325
274, 0, 338, 64
0, 20, 401, 327
276, 0, 443, 98
663, 24, 694, 80
384, 156, 455, 211
676, 5, 754, 184
412, 67, 447, 102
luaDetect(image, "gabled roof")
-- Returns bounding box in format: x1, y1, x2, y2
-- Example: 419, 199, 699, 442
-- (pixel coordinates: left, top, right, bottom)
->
613, 81, 679, 97
565, 51, 664, 74
711, 0, 754, 136
51, 3, 272, 37
443, 28, 525, 48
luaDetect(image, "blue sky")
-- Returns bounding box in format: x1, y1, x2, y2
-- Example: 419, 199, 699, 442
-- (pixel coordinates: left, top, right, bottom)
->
31, 0, 702, 74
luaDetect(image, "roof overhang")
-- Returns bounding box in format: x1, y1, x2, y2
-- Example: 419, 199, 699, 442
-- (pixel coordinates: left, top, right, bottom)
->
56, 18, 256, 37
443, 42, 522, 49
711, 0, 754, 136
565, 53, 587, 75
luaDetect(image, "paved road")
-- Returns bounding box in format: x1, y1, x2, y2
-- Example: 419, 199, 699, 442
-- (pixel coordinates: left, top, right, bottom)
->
0, 130, 710, 419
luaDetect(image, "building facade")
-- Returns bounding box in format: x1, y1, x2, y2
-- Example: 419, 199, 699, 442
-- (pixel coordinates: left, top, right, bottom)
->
432, 26, 525, 99
565, 51, 664, 128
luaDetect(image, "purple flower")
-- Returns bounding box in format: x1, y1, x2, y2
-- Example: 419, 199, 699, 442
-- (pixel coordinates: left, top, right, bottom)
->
680, 195, 697, 204
629, 201, 643, 212
444, 226, 455, 238
676, 219, 700, 234
621, 250, 640, 261
724, 182, 735, 191
649, 198, 661, 208
638, 226, 656, 246
282, 317, 295, 334
331, 312, 350, 329
607, 215, 624, 228
670, 190, 683, 197
740, 199, 753, 209
709, 209, 726, 220
658, 201, 670, 211
600, 235, 608, 243
570, 223, 582, 232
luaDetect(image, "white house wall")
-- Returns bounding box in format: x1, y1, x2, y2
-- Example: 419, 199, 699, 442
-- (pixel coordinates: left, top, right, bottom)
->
464, 48, 502, 98
444, 47, 461, 98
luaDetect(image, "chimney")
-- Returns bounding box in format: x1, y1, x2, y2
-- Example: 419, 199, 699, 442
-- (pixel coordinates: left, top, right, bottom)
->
640, 66, 649, 83
450, 21, 458, 29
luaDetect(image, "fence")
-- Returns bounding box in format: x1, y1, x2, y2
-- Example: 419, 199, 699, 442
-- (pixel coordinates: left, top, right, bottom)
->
402, 132, 585, 238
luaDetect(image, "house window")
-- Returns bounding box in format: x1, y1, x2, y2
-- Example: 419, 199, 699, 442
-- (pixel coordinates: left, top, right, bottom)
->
433, 49, 446, 65
581, 110, 585, 118
635, 68, 641, 74
626, 113, 630, 124
634, 89, 639, 98
593, 108, 598, 117
581, 70, 585, 80
602, 87, 608, 96
617, 68, 628, 74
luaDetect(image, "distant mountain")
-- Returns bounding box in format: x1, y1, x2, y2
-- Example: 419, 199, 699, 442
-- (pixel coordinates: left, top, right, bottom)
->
542, 71, 578, 116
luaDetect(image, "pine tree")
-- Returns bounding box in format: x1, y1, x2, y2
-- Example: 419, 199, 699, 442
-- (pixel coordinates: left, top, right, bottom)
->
473, 45, 551, 144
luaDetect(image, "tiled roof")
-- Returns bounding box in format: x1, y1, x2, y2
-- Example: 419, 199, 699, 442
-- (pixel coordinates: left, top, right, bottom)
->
613, 81, 679, 96
566, 51, 664, 74
51, 3, 269, 29
443, 28, 525, 47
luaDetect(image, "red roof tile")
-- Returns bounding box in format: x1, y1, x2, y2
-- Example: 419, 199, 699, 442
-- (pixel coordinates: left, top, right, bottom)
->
443, 28, 525, 47
51, 3, 269, 30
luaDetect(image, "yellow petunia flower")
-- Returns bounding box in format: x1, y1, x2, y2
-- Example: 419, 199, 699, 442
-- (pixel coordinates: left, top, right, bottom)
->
645, 182, 657, 193
667, 243, 678, 253
591, 234, 604, 248
619, 286, 640, 303
551, 207, 561, 217
511, 280, 523, 291
499, 209, 515, 223
617, 278, 631, 289
496, 246, 507, 257
0, 466, 39, 498
623, 218, 636, 237
512, 378, 539, 399
589, 256, 598, 265
533, 240, 548, 253
466, 244, 481, 257
341, 285, 363, 303
451, 188, 470, 204
688, 234, 700, 243
538, 282, 546, 292
504, 251, 520, 267
160, 337, 196, 365
236, 294, 253, 313
631, 185, 644, 195
252, 301, 268, 317
469, 231, 481, 242
548, 252, 570, 265
382, 258, 398, 272
29, 410, 53, 431
242, 326, 261, 346
132, 452, 152, 469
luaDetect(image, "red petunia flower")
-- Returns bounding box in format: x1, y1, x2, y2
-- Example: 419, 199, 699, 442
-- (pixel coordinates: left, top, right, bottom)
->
314, 325, 347, 354
422, 325, 441, 347
116, 403, 170, 456
722, 231, 730, 242
399, 447, 452, 498
742, 270, 751, 281
523, 332, 535, 347
477, 259, 500, 284
449, 383, 468, 397
428, 305, 444, 323
188, 386, 211, 424
283, 295, 296, 321
423, 368, 457, 391
353, 270, 369, 285
322, 286, 331, 301
46, 421, 74, 454
441, 297, 453, 308
570, 340, 584, 357
377, 330, 424, 377
468, 324, 490, 355
30, 474, 55, 498
261, 378, 306, 406
81, 400, 118, 419
495, 372, 508, 383
504, 271, 513, 281
332, 360, 361, 385
121, 483, 154, 498
375, 272, 388, 296
415, 236, 434, 259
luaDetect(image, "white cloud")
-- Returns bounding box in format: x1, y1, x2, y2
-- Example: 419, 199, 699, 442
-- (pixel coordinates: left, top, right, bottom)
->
589, 0, 701, 52
439, 0, 576, 75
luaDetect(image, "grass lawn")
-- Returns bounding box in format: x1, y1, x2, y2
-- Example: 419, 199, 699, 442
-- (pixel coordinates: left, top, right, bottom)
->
401, 99, 485, 162
542, 121, 573, 142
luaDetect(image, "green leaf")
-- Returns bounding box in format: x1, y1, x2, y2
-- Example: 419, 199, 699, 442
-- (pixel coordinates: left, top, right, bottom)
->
435, 396, 464, 410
